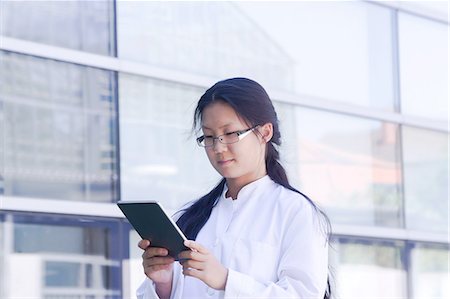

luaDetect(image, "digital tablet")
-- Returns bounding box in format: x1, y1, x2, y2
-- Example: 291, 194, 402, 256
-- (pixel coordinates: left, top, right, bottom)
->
117, 201, 189, 260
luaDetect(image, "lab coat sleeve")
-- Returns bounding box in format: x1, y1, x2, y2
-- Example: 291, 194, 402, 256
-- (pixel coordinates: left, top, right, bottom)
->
224, 204, 329, 299
136, 263, 185, 299
136, 278, 159, 299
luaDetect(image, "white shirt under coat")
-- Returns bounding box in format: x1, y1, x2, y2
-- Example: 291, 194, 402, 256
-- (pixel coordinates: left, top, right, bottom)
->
137, 175, 328, 299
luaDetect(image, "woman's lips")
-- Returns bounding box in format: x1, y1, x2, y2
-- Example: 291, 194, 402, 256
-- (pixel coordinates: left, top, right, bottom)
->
218, 159, 234, 166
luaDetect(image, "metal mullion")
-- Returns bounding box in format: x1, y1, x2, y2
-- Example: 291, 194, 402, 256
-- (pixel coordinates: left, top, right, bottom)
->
112, 71, 121, 204
391, 7, 408, 232
0, 100, 4, 198
112, 0, 118, 58
405, 241, 414, 299
391, 8, 402, 115
82, 68, 90, 202
112, 0, 121, 204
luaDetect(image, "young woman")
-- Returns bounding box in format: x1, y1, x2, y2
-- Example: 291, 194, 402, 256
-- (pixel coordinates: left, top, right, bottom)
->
137, 78, 331, 299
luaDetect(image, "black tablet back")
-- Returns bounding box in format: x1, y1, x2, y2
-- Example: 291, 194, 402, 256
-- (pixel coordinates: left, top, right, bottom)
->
117, 201, 189, 260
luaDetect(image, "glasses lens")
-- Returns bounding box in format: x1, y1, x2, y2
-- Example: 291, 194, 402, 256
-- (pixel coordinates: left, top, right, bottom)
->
197, 130, 251, 147
197, 137, 205, 147
204, 137, 214, 147
197, 136, 215, 147
221, 133, 239, 144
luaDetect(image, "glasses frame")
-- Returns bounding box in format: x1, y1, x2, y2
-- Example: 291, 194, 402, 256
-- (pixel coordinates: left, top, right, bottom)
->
196, 125, 259, 147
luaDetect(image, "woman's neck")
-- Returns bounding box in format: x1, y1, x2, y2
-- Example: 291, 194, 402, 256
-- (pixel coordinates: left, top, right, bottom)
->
225, 169, 267, 200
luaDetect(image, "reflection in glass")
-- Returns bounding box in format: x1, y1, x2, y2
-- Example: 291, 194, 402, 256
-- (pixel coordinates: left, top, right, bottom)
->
398, 13, 449, 121
403, 127, 448, 233
14, 223, 107, 255
0, 51, 118, 202
411, 243, 449, 298
117, 2, 294, 92
118, 1, 394, 110
331, 238, 406, 298
119, 75, 220, 209
272, 101, 301, 185
295, 108, 402, 227
4, 215, 121, 298
45, 261, 81, 287
238, 1, 395, 109
0, 0, 115, 56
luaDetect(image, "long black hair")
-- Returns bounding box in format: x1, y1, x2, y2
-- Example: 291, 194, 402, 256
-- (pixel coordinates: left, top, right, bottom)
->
176, 77, 332, 299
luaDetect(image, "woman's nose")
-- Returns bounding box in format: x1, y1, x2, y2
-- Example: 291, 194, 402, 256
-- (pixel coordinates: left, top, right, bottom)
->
212, 139, 227, 153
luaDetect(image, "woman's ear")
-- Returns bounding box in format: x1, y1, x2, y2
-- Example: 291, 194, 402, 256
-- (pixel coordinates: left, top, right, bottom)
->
260, 123, 273, 143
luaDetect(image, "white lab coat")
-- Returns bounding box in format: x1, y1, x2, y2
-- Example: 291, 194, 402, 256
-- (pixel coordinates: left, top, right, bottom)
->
137, 175, 328, 299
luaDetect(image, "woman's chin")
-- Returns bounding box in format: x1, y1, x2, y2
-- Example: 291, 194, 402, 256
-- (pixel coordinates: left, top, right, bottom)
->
215, 168, 238, 179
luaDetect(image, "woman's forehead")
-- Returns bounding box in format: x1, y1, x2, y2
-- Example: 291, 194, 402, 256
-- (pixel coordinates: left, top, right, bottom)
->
201, 102, 243, 127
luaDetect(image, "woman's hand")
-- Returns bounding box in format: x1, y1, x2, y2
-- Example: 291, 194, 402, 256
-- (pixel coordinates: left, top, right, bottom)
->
178, 240, 229, 290
138, 239, 174, 299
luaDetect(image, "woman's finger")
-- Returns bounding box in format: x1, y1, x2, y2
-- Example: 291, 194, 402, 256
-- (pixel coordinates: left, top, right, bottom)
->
145, 263, 173, 273
184, 240, 209, 254
182, 267, 204, 280
142, 247, 169, 259
138, 239, 150, 250
180, 259, 204, 271
178, 249, 206, 261
144, 256, 174, 267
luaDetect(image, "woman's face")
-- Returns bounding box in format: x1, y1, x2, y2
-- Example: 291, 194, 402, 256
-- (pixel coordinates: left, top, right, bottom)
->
200, 101, 270, 185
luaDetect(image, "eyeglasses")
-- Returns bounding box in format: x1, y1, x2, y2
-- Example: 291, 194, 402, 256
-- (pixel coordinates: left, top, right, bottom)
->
196, 126, 259, 147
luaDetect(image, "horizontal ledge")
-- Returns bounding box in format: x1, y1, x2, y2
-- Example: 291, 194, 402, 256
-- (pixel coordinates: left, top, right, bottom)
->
0, 36, 447, 133
0, 195, 124, 218
271, 90, 448, 133
369, 0, 449, 24
0, 36, 216, 88
332, 223, 449, 244
1, 196, 448, 244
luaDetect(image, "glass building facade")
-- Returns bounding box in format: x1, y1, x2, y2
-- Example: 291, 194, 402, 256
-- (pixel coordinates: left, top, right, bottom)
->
0, 1, 448, 298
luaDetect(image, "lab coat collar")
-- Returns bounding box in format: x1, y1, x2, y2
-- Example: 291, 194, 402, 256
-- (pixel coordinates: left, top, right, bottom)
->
221, 175, 274, 203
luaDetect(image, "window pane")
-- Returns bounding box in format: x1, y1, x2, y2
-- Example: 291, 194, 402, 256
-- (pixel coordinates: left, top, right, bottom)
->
403, 127, 448, 233
14, 223, 107, 255
117, 2, 293, 92
272, 101, 301, 185
0, 0, 115, 56
295, 108, 402, 227
331, 238, 407, 298
45, 261, 81, 287
398, 13, 449, 121
238, 1, 395, 109
119, 75, 220, 209
1, 213, 121, 298
411, 243, 449, 298
118, 2, 395, 110
0, 51, 118, 202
